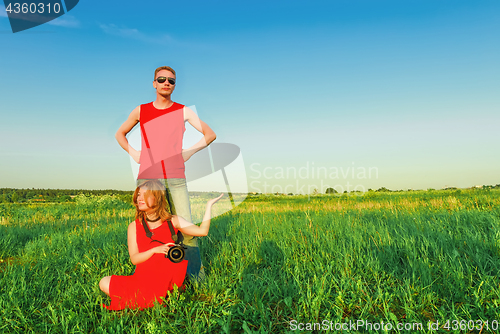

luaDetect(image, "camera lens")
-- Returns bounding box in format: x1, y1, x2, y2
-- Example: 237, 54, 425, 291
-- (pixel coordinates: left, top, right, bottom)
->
171, 249, 182, 259
167, 245, 185, 263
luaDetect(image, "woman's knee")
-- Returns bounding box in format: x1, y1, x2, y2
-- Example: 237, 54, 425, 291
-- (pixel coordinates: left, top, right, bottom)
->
99, 276, 111, 295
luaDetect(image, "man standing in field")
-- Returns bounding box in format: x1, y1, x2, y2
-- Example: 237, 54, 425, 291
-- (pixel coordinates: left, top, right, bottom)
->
115, 66, 216, 280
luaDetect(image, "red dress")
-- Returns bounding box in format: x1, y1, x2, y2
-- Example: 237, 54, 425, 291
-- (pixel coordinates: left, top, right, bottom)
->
103, 219, 188, 310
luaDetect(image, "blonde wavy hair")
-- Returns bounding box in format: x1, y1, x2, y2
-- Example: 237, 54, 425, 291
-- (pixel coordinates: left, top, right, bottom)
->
133, 180, 172, 222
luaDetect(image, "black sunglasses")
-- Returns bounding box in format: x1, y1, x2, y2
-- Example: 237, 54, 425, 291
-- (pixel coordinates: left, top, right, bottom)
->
156, 77, 176, 85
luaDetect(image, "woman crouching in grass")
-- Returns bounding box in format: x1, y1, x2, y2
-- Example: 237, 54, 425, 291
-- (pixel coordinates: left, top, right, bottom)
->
99, 179, 223, 310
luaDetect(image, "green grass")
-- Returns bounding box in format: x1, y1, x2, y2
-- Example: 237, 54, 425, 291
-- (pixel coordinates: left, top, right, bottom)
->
1, 189, 500, 333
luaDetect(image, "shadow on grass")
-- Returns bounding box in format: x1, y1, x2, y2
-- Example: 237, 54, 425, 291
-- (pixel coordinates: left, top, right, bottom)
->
237, 240, 297, 330
372, 210, 500, 319
198, 212, 234, 276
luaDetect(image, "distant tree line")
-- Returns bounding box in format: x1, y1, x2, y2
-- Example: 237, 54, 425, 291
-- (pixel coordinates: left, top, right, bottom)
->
324, 184, 500, 195
0, 188, 133, 204
2, 184, 499, 203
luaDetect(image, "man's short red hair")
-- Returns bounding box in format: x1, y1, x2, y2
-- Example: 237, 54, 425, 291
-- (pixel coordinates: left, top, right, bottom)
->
154, 66, 176, 80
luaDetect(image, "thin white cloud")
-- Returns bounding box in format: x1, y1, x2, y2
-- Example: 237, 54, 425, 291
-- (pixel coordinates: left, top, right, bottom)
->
99, 23, 172, 44
47, 15, 80, 28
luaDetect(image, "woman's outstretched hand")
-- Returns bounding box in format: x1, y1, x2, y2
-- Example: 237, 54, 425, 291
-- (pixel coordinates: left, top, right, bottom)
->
175, 194, 224, 237
207, 193, 224, 207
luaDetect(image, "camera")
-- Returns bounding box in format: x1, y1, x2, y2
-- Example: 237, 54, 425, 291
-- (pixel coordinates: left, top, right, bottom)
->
166, 244, 186, 263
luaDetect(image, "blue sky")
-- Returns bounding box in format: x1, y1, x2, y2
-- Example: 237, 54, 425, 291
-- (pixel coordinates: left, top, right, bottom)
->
1, 0, 499, 193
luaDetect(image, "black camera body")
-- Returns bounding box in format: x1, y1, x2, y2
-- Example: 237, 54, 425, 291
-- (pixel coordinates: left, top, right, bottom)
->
166, 244, 187, 263
142, 217, 187, 264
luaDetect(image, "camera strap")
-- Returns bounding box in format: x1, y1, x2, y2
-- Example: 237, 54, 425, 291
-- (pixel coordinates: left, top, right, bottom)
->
141, 216, 184, 245
141, 216, 154, 238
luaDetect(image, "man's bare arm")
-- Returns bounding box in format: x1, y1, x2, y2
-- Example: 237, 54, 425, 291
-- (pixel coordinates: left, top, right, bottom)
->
116, 106, 141, 163
182, 106, 216, 162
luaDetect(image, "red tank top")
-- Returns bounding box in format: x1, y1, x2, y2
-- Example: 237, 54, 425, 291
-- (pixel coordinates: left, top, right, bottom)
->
137, 102, 186, 179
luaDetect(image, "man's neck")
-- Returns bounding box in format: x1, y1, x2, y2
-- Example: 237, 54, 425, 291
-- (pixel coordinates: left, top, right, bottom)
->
153, 95, 174, 109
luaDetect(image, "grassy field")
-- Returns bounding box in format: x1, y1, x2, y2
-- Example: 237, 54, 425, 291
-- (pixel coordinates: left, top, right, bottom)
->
1, 189, 500, 333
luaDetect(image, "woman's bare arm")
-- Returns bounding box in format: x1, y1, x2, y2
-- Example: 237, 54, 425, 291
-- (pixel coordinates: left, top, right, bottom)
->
173, 194, 224, 237
127, 222, 174, 265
